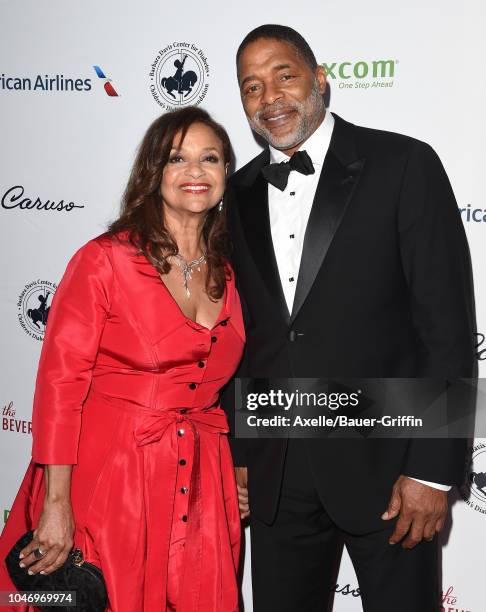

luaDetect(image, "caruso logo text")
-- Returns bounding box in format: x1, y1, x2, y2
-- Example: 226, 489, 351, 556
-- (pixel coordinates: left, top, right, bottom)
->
321, 59, 397, 89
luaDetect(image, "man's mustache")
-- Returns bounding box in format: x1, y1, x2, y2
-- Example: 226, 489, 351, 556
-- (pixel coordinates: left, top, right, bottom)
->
252, 102, 300, 123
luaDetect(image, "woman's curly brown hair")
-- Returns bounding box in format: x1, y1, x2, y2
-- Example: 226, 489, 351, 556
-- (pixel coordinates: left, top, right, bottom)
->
108, 106, 232, 300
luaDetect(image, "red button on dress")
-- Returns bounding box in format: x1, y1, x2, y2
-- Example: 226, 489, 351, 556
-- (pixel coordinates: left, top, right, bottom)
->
0, 232, 246, 612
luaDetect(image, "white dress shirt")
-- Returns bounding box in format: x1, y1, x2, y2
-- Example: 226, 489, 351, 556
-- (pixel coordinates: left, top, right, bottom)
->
266, 111, 450, 492
268, 110, 334, 314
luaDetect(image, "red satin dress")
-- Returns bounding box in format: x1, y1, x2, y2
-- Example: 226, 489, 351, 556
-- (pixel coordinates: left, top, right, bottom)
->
0, 233, 245, 611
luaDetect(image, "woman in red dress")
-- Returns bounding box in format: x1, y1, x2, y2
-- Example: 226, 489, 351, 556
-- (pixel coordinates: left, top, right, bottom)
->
0, 107, 245, 611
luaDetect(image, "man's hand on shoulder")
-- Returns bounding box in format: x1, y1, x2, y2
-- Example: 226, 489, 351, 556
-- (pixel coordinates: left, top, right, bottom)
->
381, 475, 448, 548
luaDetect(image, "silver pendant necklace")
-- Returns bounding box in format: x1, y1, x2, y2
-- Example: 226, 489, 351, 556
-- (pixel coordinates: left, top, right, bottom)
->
172, 253, 206, 298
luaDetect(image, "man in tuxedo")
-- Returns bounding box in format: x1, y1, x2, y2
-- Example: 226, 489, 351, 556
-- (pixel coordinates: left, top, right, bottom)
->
224, 24, 476, 612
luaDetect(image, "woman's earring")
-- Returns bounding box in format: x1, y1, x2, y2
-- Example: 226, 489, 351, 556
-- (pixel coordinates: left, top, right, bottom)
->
218, 198, 224, 212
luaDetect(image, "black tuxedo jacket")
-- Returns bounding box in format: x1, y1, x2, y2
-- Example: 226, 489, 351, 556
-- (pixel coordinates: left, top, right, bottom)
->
224, 113, 476, 532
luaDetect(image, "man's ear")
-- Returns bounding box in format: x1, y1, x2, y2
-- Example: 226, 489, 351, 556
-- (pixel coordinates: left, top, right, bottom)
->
315, 65, 327, 95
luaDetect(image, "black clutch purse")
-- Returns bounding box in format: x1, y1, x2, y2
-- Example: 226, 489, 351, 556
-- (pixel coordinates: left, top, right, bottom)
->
5, 530, 108, 612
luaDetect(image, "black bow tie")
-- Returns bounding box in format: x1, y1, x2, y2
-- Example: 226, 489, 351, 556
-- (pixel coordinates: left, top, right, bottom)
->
261, 149, 315, 191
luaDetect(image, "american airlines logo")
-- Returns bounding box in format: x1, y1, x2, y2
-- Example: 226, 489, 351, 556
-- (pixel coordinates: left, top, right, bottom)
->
460, 204, 486, 223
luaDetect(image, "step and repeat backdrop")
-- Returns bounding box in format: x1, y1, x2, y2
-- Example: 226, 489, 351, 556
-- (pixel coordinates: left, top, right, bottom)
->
1, 1, 484, 610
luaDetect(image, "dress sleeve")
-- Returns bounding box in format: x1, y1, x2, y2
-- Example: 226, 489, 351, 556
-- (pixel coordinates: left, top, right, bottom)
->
31, 238, 114, 465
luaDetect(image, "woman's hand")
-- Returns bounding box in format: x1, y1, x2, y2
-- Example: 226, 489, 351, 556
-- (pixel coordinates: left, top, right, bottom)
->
19, 465, 76, 576
235, 467, 250, 520
19, 498, 75, 575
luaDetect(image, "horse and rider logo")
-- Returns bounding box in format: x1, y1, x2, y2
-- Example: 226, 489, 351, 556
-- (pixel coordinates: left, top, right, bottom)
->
150, 43, 209, 109
161, 55, 198, 100
460, 442, 486, 514
17, 280, 57, 340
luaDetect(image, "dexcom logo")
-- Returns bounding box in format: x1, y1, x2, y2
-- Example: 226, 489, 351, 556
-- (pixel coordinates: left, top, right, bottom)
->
321, 60, 397, 90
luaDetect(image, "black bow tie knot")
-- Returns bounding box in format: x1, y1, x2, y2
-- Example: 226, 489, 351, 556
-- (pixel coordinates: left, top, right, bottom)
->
261, 149, 315, 191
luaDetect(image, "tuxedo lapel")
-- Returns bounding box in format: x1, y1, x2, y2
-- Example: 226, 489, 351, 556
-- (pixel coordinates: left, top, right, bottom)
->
290, 114, 366, 324
236, 152, 291, 324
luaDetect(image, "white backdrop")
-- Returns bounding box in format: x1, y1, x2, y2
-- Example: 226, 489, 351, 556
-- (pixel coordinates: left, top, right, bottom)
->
1, 1, 485, 610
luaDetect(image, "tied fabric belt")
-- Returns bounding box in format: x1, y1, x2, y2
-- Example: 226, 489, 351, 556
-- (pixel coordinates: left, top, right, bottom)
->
133, 404, 229, 611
